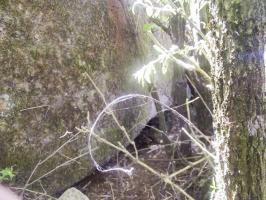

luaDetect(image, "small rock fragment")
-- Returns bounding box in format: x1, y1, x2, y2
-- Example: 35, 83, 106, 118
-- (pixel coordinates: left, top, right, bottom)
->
58, 188, 89, 200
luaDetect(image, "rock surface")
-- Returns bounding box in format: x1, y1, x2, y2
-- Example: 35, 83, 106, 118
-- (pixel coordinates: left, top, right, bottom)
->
58, 188, 89, 200
0, 0, 173, 195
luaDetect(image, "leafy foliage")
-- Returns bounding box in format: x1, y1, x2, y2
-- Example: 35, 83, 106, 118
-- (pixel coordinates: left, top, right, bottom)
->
132, 0, 213, 87
0, 167, 15, 182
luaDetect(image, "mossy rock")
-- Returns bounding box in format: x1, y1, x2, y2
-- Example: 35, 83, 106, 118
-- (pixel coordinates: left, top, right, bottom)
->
0, 0, 173, 195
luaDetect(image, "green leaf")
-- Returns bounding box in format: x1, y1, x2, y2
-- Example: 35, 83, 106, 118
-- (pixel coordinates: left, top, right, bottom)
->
143, 23, 153, 32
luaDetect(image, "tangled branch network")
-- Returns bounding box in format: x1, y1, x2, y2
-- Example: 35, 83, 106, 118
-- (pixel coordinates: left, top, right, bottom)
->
87, 93, 214, 175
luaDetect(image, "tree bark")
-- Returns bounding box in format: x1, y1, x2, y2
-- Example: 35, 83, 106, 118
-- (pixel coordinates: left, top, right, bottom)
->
211, 0, 266, 199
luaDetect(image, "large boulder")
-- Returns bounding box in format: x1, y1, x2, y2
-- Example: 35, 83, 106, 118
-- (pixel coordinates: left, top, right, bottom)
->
0, 0, 173, 195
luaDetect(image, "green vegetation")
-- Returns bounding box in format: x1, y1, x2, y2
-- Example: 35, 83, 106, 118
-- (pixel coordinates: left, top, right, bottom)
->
0, 167, 15, 182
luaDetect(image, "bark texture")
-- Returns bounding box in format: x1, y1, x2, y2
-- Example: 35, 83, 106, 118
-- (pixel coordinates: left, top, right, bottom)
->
211, 0, 266, 199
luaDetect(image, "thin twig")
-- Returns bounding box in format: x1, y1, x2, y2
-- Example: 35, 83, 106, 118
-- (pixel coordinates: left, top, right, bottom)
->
20, 105, 49, 112
12, 187, 57, 200
85, 73, 139, 160
185, 74, 213, 117
21, 160, 41, 197
27, 151, 89, 187
169, 157, 206, 178
182, 128, 215, 159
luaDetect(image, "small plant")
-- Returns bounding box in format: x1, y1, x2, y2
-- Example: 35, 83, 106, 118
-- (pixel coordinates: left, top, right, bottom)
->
0, 167, 15, 182
132, 0, 213, 87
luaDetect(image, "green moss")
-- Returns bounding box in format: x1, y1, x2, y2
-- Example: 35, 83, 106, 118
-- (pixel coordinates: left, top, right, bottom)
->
0, 0, 150, 194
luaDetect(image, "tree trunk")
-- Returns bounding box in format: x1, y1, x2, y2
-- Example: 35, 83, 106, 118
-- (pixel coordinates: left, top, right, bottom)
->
211, 0, 266, 199
170, 12, 193, 158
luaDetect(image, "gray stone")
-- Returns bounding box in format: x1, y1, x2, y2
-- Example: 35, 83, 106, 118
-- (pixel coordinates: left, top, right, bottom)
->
0, 0, 173, 194
58, 188, 89, 200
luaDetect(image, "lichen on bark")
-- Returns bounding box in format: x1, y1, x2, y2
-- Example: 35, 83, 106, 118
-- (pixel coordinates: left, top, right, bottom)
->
210, 0, 266, 199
